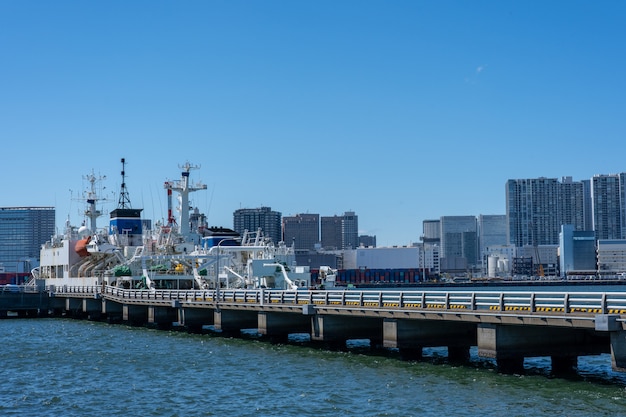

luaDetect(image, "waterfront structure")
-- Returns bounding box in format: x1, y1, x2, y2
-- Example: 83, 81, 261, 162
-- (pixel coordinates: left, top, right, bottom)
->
439, 216, 478, 271
321, 212, 359, 250
559, 224, 596, 277
37, 285, 626, 376
233, 207, 282, 244
0, 207, 55, 272
592, 174, 624, 240
282, 213, 320, 252
596, 239, 626, 277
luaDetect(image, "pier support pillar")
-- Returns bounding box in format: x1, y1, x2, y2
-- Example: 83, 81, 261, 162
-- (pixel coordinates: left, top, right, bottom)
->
609, 330, 626, 371
311, 315, 382, 347
551, 355, 578, 375
178, 307, 214, 331
478, 323, 607, 374
123, 304, 148, 325
102, 299, 123, 321
258, 312, 311, 342
147, 306, 178, 328
596, 315, 626, 372
383, 319, 474, 362
82, 297, 102, 320
214, 309, 258, 335
65, 298, 84, 317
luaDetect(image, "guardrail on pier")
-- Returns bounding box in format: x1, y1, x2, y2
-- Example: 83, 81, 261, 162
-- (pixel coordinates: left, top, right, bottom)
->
50, 286, 626, 315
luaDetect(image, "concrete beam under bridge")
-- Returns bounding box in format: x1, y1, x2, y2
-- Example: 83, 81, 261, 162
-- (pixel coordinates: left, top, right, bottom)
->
257, 311, 311, 342
311, 315, 382, 348
383, 319, 476, 361
214, 309, 258, 335
478, 323, 609, 374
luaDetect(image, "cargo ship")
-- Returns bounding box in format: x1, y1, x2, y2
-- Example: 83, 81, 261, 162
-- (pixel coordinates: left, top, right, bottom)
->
30, 160, 311, 291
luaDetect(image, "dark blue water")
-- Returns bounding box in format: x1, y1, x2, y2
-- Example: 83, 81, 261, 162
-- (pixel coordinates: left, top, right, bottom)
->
1, 318, 626, 416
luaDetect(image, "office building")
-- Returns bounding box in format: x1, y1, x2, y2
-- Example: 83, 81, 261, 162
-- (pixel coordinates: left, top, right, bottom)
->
422, 219, 441, 246
439, 215, 478, 270
358, 234, 376, 248
282, 213, 319, 252
478, 214, 507, 262
233, 207, 282, 244
0, 207, 55, 272
597, 240, 626, 277
559, 224, 596, 277
321, 211, 359, 250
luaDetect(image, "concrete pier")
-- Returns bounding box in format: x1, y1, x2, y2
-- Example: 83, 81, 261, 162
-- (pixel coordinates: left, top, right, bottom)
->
11, 286, 626, 376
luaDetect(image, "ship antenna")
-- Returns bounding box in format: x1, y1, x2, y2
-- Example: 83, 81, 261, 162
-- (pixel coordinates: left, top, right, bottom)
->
117, 157, 132, 209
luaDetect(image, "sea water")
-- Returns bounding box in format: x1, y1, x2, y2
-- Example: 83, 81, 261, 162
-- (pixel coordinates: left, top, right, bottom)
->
1, 319, 626, 416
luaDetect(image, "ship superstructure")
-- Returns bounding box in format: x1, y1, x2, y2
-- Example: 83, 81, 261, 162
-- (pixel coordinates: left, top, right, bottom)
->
32, 160, 311, 291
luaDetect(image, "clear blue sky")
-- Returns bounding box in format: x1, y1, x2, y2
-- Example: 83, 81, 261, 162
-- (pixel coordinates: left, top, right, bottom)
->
1, 1, 625, 246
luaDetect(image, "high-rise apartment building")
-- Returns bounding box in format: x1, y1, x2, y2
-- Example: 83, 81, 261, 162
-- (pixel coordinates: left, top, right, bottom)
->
592, 174, 624, 240
506, 177, 587, 246
282, 213, 319, 251
233, 207, 282, 244
581, 179, 593, 231
621, 173, 626, 240
560, 176, 587, 231
0, 207, 55, 271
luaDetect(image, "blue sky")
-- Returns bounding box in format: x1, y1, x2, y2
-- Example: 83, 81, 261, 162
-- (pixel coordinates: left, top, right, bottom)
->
1, 1, 625, 246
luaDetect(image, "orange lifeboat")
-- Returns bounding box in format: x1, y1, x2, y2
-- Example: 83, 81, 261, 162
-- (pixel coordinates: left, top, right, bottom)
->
75, 236, 91, 257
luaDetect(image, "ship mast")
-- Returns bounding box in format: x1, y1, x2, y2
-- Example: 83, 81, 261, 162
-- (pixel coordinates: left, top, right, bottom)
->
117, 158, 132, 209
82, 171, 107, 234
164, 162, 207, 238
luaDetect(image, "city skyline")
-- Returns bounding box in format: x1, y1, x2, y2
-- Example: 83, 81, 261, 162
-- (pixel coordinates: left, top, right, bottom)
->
1, 2, 624, 246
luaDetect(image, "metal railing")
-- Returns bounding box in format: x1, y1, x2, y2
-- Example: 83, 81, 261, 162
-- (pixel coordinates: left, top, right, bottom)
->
51, 287, 626, 314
